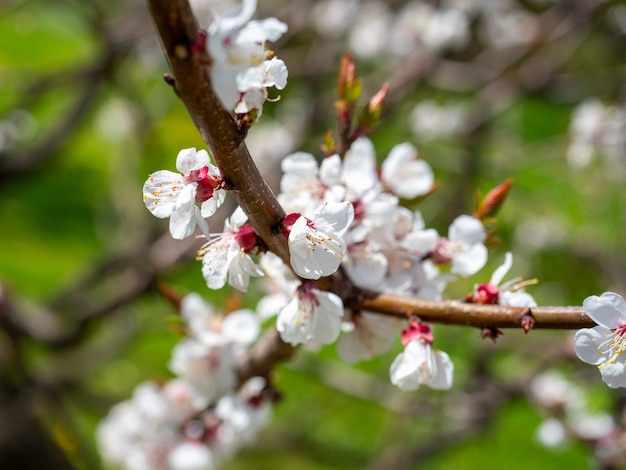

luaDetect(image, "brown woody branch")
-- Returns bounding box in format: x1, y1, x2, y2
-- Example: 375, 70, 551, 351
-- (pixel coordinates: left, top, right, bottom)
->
357, 295, 593, 329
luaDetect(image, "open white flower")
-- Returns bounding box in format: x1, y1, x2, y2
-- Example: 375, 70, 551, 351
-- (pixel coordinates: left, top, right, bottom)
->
381, 142, 434, 199
469, 252, 537, 307
390, 339, 454, 391
235, 57, 288, 119
432, 214, 487, 277
574, 291, 626, 388
203, 0, 288, 111
286, 201, 354, 280
276, 283, 343, 346
198, 207, 264, 292
143, 148, 225, 239
389, 318, 453, 391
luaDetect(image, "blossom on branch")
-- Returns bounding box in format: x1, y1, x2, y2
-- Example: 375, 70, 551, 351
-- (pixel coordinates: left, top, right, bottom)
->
198, 206, 264, 292
170, 294, 260, 401
143, 148, 225, 240
98, 293, 270, 469
235, 56, 288, 120
193, 0, 288, 114
283, 201, 354, 280
574, 291, 626, 389
381, 142, 434, 199
389, 318, 453, 391
276, 282, 344, 346
432, 214, 487, 277
467, 252, 537, 307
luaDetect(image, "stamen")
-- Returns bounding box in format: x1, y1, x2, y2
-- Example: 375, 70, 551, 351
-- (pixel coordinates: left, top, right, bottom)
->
509, 278, 539, 291
306, 228, 343, 258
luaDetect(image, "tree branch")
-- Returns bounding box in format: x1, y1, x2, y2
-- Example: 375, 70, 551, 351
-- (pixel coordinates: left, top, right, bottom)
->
357, 294, 593, 329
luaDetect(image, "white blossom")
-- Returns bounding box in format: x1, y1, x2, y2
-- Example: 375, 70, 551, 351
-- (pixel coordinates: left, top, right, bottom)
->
287, 201, 354, 280
276, 284, 344, 346
469, 252, 537, 307
199, 0, 288, 111
433, 214, 487, 277
390, 339, 453, 391
574, 291, 626, 388
198, 207, 264, 292
143, 148, 225, 240
381, 142, 434, 199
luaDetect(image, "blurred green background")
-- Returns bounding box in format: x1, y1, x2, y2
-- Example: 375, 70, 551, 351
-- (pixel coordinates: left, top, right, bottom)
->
1, 0, 626, 468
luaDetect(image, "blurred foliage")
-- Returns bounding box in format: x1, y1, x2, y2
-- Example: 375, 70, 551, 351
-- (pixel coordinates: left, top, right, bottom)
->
1, 0, 626, 469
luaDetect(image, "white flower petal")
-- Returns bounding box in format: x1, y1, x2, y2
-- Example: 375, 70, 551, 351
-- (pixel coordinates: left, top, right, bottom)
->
427, 349, 454, 390
389, 341, 424, 391
402, 228, 439, 255
583, 292, 626, 330
216, 0, 257, 34
281, 151, 318, 175
310, 290, 343, 345
337, 312, 400, 363
600, 361, 626, 389
343, 249, 387, 290
490, 252, 513, 286
201, 243, 230, 290
288, 207, 352, 279
222, 309, 260, 346
176, 148, 209, 174
228, 250, 264, 292
200, 188, 226, 218
313, 201, 355, 236
451, 243, 487, 277
169, 184, 199, 239
168, 442, 214, 470
500, 290, 537, 308
382, 142, 434, 199
342, 137, 379, 196
143, 170, 183, 218
319, 154, 342, 187
449, 215, 485, 245
276, 288, 343, 345
574, 325, 611, 365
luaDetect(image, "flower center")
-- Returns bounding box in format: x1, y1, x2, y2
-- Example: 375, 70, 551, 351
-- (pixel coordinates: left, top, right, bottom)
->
235, 224, 259, 254
598, 322, 626, 369
401, 317, 433, 346
184, 166, 221, 203
305, 222, 344, 259
431, 238, 460, 265
473, 283, 499, 304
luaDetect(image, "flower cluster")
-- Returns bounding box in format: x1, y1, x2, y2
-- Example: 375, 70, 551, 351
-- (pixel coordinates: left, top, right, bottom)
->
261, 136, 489, 353
98, 294, 272, 470
191, 0, 288, 121
142, 130, 488, 382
